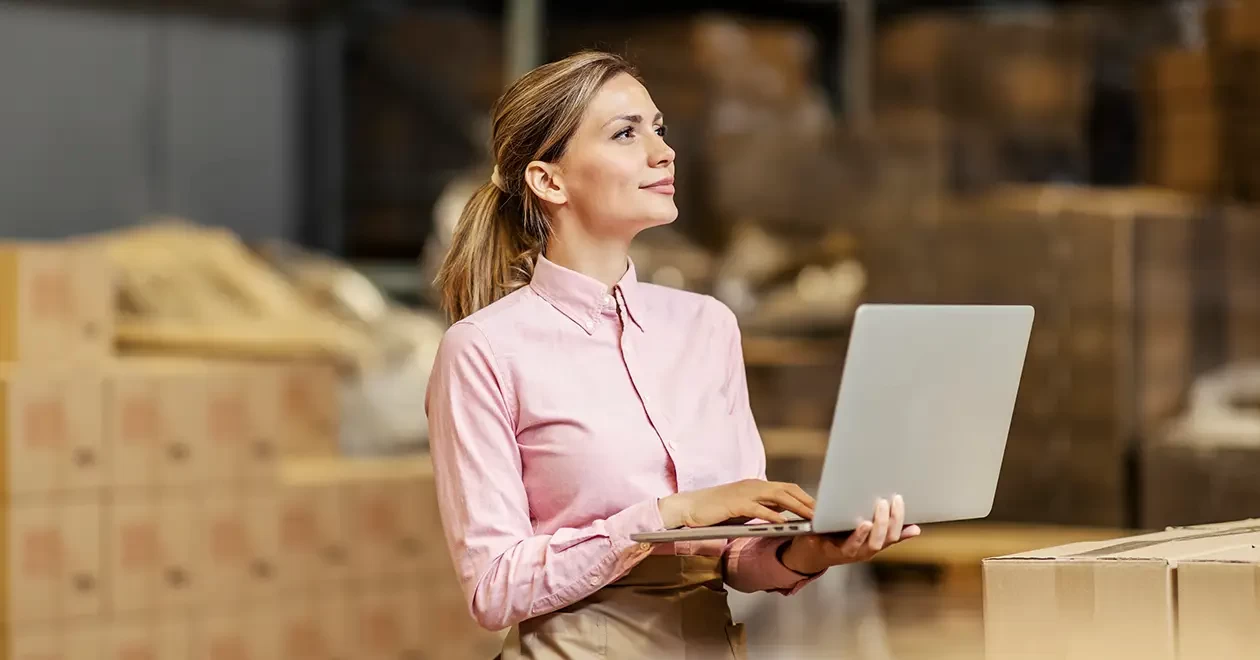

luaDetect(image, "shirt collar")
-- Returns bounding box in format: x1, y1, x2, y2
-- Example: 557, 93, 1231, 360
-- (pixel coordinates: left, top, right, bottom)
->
530, 254, 646, 334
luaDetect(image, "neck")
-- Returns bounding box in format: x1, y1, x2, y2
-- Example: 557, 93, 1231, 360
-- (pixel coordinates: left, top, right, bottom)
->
545, 233, 631, 290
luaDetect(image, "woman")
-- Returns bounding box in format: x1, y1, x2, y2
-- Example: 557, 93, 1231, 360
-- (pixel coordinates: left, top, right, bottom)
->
426, 51, 920, 659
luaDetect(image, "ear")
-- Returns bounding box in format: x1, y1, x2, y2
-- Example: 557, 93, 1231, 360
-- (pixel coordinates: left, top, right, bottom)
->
524, 160, 567, 206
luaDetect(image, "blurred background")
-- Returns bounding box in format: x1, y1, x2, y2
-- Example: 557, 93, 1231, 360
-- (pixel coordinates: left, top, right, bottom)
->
2, 0, 1259, 658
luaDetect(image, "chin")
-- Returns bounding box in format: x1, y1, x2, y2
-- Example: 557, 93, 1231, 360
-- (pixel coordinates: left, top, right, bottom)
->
646, 200, 679, 226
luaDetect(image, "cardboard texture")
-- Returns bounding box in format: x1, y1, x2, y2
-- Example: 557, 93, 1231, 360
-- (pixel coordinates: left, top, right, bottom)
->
7, 497, 103, 625
1140, 440, 1260, 529
2, 369, 107, 497
984, 519, 1260, 660
106, 360, 211, 489
346, 580, 425, 660
106, 618, 191, 660
342, 479, 429, 582
272, 590, 351, 660
200, 489, 281, 606
276, 363, 340, 457
203, 363, 281, 484
9, 624, 100, 660
104, 358, 337, 490
0, 242, 114, 364
277, 484, 352, 591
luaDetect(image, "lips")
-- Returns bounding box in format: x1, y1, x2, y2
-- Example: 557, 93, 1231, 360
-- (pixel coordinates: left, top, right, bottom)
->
642, 176, 675, 195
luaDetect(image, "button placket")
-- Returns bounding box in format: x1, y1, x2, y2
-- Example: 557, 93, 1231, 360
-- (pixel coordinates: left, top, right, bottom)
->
612, 288, 678, 482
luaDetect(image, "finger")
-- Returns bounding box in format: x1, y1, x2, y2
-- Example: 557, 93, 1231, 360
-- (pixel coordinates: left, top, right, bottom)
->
764, 490, 815, 521
888, 494, 905, 543
843, 521, 873, 556
743, 503, 787, 524
868, 499, 891, 551
783, 482, 817, 510
899, 524, 922, 540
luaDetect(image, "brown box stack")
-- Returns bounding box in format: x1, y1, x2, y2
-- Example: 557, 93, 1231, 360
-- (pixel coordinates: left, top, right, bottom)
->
870, 12, 1094, 201
0, 242, 499, 658
1224, 203, 1260, 361
1140, 48, 1223, 196
0, 242, 113, 364
5, 356, 498, 658
1141, 439, 1260, 529
984, 519, 1260, 660
868, 185, 1208, 526
1209, 0, 1260, 202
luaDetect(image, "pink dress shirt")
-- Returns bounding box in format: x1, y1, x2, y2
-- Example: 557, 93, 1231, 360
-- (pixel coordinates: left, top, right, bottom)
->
425, 255, 822, 631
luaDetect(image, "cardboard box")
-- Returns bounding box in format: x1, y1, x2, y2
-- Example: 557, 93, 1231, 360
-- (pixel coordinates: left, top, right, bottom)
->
271, 591, 351, 659
106, 359, 211, 489
342, 478, 430, 582
104, 618, 191, 660
105, 358, 333, 489
276, 362, 340, 457
9, 623, 101, 660
200, 488, 281, 606
983, 519, 1260, 660
106, 492, 200, 616
0, 242, 113, 363
277, 483, 352, 591
191, 607, 275, 660
2, 368, 106, 497
345, 580, 425, 660
864, 187, 1213, 525
1141, 439, 1260, 529
6, 496, 103, 625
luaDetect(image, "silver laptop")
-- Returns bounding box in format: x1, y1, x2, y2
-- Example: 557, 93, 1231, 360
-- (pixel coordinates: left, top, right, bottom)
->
631, 303, 1033, 543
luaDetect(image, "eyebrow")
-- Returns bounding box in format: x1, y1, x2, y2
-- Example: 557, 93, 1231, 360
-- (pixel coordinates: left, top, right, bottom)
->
604, 112, 663, 128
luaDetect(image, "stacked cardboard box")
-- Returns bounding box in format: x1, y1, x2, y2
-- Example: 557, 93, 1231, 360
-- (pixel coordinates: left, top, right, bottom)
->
1, 242, 499, 658
1141, 440, 1260, 529
871, 12, 1095, 199
1140, 48, 1223, 196
1225, 204, 1260, 361
984, 519, 1260, 659
866, 186, 1210, 527
1209, 1, 1260, 203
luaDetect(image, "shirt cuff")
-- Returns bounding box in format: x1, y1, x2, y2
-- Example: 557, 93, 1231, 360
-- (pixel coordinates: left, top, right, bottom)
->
604, 497, 666, 553
725, 537, 827, 595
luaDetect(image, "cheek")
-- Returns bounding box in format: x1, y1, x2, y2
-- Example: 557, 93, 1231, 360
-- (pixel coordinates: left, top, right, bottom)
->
570, 152, 640, 207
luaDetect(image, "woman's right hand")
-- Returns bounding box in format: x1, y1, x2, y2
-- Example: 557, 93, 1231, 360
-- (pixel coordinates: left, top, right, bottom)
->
657, 479, 816, 529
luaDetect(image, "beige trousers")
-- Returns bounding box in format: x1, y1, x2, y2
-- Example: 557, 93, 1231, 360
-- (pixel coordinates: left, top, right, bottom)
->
498, 555, 747, 659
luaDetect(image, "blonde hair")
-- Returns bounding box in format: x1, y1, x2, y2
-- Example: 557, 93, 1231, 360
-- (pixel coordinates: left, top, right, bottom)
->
435, 51, 640, 323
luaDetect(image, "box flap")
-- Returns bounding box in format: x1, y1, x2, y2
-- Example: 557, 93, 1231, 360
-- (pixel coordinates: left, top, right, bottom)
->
986, 519, 1260, 562
1181, 544, 1260, 564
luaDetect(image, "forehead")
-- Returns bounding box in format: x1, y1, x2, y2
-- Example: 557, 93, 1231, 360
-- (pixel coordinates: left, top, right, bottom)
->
582, 72, 659, 126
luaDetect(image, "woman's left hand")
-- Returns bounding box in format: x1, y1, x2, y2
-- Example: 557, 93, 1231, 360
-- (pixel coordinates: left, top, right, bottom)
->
779, 494, 921, 575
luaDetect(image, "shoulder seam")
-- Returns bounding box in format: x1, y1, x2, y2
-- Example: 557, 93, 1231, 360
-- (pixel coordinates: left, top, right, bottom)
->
456, 319, 519, 429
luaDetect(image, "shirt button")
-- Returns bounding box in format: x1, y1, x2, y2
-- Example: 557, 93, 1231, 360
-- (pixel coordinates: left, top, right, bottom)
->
588, 576, 601, 587
585, 320, 595, 330
603, 294, 612, 305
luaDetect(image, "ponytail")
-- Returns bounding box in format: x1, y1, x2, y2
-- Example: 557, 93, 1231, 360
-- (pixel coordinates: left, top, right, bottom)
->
435, 181, 546, 323
434, 51, 639, 322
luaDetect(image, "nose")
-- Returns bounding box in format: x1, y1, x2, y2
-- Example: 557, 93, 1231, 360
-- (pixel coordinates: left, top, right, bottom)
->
650, 133, 675, 169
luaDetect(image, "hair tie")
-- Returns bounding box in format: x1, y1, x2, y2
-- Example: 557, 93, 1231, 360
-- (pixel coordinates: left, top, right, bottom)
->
490, 165, 506, 192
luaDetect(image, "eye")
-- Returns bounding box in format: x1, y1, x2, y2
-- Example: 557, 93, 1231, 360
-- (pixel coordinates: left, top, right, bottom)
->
655, 124, 668, 137
613, 126, 635, 141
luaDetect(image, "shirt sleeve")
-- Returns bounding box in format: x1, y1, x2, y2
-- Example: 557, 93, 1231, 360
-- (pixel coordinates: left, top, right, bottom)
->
425, 321, 664, 631
709, 299, 828, 596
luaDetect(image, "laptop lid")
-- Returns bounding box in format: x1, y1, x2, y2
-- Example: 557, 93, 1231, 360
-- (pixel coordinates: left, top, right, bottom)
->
810, 304, 1033, 533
